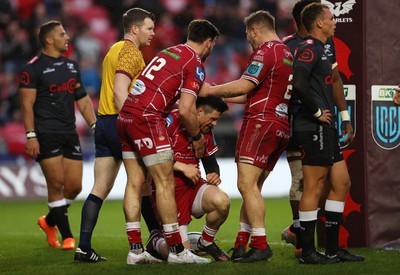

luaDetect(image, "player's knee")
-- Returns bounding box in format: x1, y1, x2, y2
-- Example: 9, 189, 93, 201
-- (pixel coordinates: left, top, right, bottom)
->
66, 185, 82, 199
214, 192, 230, 215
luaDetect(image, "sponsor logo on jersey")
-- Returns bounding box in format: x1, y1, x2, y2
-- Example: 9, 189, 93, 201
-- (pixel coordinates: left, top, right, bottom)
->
371, 85, 400, 150
67, 63, 77, 73
162, 49, 181, 60
324, 43, 333, 58
166, 114, 173, 128
255, 155, 268, 163
195, 67, 205, 82
49, 78, 76, 94
322, 0, 356, 23
275, 103, 288, 118
245, 61, 263, 77
282, 58, 293, 66
191, 81, 200, 91
53, 62, 64, 66
334, 85, 356, 148
131, 79, 146, 95
283, 49, 292, 58
43, 68, 55, 74
276, 129, 289, 139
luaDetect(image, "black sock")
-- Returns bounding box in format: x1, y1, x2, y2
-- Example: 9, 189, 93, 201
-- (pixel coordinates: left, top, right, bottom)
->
325, 211, 342, 255
51, 205, 73, 240
141, 196, 160, 232
45, 211, 56, 227
78, 194, 103, 252
300, 219, 316, 256
290, 224, 302, 249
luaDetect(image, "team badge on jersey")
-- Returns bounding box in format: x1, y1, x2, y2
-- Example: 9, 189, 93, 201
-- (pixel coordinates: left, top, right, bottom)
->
245, 61, 264, 77
298, 49, 314, 62
371, 85, 400, 150
334, 85, 356, 148
20, 71, 30, 85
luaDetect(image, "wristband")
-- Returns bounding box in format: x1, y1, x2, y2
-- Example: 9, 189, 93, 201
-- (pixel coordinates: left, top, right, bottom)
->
90, 122, 96, 130
191, 132, 202, 142
26, 131, 37, 140
340, 110, 350, 121
313, 108, 322, 118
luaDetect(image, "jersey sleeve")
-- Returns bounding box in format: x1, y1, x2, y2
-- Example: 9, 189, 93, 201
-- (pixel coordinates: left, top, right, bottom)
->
204, 131, 218, 157
19, 64, 38, 89
116, 42, 145, 81
181, 61, 204, 98
293, 42, 318, 74
241, 47, 274, 86
327, 38, 338, 69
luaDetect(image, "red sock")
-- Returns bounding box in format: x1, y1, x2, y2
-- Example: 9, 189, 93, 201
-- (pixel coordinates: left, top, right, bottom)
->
127, 229, 142, 245
164, 229, 182, 247
249, 235, 267, 250
202, 225, 217, 243
234, 231, 250, 249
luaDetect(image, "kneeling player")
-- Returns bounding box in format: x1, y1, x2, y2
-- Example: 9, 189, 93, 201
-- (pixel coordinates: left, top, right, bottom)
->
146, 96, 231, 262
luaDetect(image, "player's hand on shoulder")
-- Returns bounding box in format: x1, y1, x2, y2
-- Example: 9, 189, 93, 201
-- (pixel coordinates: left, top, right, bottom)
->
206, 172, 221, 185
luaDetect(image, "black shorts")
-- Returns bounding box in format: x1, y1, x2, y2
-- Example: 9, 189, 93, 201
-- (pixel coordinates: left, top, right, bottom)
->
95, 115, 122, 160
294, 125, 343, 166
36, 133, 82, 162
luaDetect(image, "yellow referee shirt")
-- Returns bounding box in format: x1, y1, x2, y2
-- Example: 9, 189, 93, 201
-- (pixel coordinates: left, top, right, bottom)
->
97, 39, 145, 116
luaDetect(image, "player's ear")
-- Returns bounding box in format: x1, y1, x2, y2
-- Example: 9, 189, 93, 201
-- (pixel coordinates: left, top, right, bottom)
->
316, 18, 323, 29
197, 106, 204, 116
131, 25, 139, 35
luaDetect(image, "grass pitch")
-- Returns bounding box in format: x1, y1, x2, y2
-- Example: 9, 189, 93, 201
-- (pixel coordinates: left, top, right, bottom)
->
1, 198, 399, 274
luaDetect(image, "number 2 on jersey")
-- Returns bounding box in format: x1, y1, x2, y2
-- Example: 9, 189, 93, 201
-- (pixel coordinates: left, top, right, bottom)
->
142, 57, 166, 80
284, 74, 293, 100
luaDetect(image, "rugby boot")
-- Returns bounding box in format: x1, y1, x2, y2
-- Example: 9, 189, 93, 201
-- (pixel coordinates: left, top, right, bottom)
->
326, 248, 365, 262
74, 248, 107, 263
37, 215, 60, 248
300, 250, 340, 264
62, 237, 76, 250
233, 246, 273, 263
197, 238, 230, 262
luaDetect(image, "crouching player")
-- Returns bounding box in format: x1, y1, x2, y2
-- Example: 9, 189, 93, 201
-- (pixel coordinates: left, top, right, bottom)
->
146, 96, 231, 262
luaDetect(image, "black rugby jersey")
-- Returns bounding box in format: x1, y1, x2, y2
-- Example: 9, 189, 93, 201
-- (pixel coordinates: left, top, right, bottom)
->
283, 33, 337, 117
19, 53, 87, 134
292, 36, 335, 131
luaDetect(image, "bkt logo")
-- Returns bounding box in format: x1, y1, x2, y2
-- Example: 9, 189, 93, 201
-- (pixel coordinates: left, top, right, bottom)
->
334, 85, 356, 148
371, 85, 400, 150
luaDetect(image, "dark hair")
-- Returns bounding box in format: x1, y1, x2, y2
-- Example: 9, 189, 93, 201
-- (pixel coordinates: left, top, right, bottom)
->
187, 19, 219, 43
122, 8, 155, 33
38, 20, 62, 47
292, 0, 320, 28
196, 96, 229, 114
301, 2, 328, 32
244, 10, 275, 30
